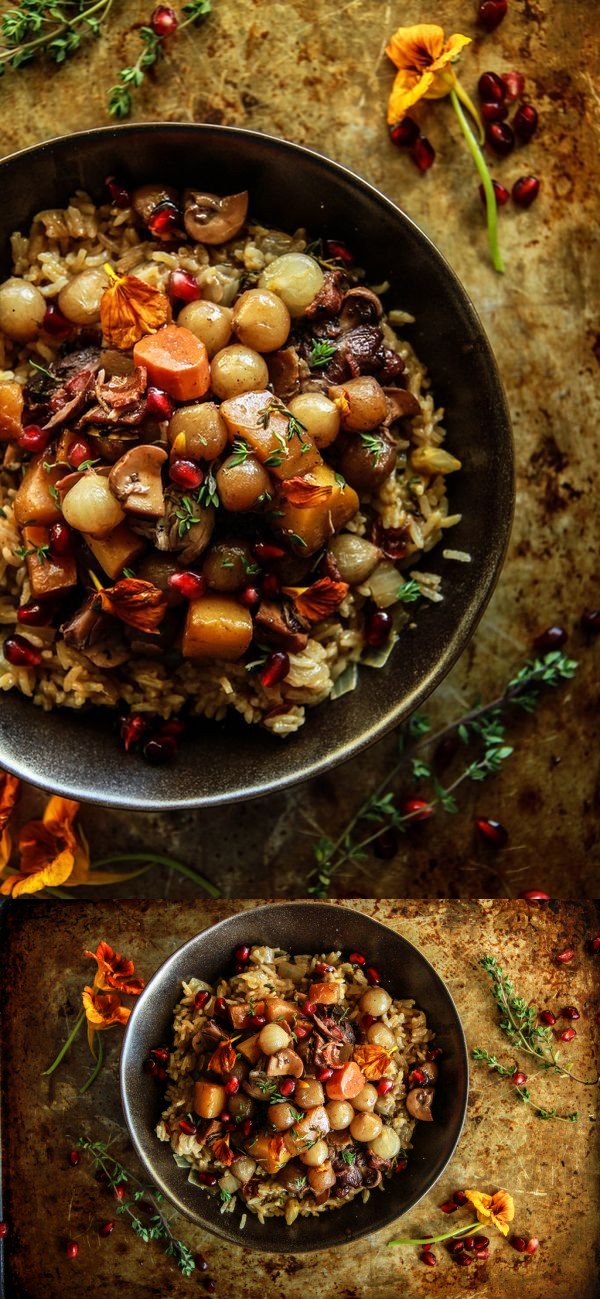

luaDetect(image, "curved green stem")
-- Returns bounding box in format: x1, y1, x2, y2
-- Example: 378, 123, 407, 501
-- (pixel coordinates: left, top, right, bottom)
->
388, 1220, 480, 1247
450, 89, 504, 274
42, 1009, 85, 1076
44, 887, 76, 900
80, 1032, 104, 1095
92, 852, 221, 899
453, 78, 485, 145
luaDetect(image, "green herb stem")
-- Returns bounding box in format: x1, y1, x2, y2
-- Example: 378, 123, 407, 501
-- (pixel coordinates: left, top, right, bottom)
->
42, 1008, 85, 1076
388, 1221, 480, 1247
80, 1030, 104, 1094
450, 88, 504, 274
91, 851, 221, 898
0, 0, 115, 68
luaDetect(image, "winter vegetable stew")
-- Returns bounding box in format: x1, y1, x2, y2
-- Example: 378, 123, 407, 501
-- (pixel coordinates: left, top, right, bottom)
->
0, 180, 464, 743
155, 944, 438, 1223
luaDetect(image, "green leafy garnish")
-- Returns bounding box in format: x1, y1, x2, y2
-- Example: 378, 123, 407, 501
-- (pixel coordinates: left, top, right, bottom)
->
307, 339, 337, 369
397, 579, 421, 604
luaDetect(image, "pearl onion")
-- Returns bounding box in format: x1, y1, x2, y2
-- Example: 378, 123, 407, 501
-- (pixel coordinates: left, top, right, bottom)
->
359, 987, 392, 1017
62, 473, 125, 538
366, 1023, 397, 1051
350, 1112, 383, 1143
351, 1084, 378, 1113
287, 393, 340, 449
210, 344, 269, 399
368, 1125, 402, 1161
59, 268, 108, 326
259, 253, 324, 318
177, 301, 233, 358
257, 1023, 290, 1054
0, 278, 45, 342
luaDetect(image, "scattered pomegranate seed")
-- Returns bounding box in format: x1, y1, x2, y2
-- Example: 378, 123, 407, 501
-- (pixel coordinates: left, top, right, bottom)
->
474, 1247, 490, 1260
478, 0, 508, 31
302, 1000, 316, 1015
361, 1013, 376, 1030
512, 1235, 528, 1252
18, 424, 50, 454
514, 103, 538, 142
120, 713, 148, 752
479, 179, 510, 207
410, 137, 436, 172
556, 948, 575, 963
366, 967, 381, 986
49, 521, 73, 557
581, 609, 600, 635
196, 1253, 209, 1272
373, 827, 399, 859
456, 1252, 472, 1266
260, 651, 289, 688
204, 1281, 217, 1295
179, 1118, 197, 1136
426, 1047, 443, 1060
478, 71, 506, 103
421, 1249, 437, 1266
219, 1111, 233, 1125
401, 797, 434, 822
526, 1237, 539, 1254
151, 4, 178, 36
68, 1150, 81, 1167
198, 1172, 218, 1187
113, 1185, 125, 1201
512, 176, 541, 208
66, 1240, 79, 1258
249, 1014, 266, 1029
389, 118, 420, 148
475, 817, 508, 848
262, 572, 280, 599
314, 961, 334, 976
146, 386, 173, 420
559, 1027, 577, 1041
512, 1071, 527, 1085
148, 201, 180, 238
448, 1238, 464, 1255
99, 1221, 114, 1237
377, 1078, 394, 1096
520, 890, 551, 902
463, 1235, 476, 1249
481, 101, 508, 123
194, 989, 210, 1011
254, 541, 285, 561
225, 1076, 240, 1095
487, 122, 515, 156
150, 1046, 169, 1063
539, 1010, 556, 1025
42, 302, 71, 337
156, 1065, 167, 1081
473, 1235, 489, 1248
3, 635, 42, 668
349, 951, 366, 966
143, 735, 177, 764
240, 585, 260, 607
279, 1077, 296, 1096
409, 1068, 427, 1086
235, 944, 250, 963
68, 438, 93, 469
168, 571, 206, 600
17, 600, 52, 626
233, 961, 246, 974
453, 1190, 468, 1205
440, 1200, 458, 1214
169, 269, 201, 302
241, 1119, 254, 1138
502, 70, 525, 100
105, 175, 130, 208
591, 937, 600, 953
143, 1056, 159, 1076
214, 997, 227, 1017
316, 1066, 334, 1081
562, 1006, 580, 1020
169, 458, 203, 490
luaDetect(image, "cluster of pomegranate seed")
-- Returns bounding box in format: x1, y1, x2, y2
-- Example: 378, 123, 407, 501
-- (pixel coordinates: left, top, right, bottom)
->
477, 70, 540, 206
119, 712, 185, 763
512, 1234, 539, 1254
443, 1229, 491, 1266
143, 1044, 171, 1081
389, 118, 436, 173
475, 816, 508, 848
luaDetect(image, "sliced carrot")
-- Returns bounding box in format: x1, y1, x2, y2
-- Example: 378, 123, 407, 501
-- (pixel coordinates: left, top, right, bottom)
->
308, 981, 339, 1005
133, 324, 210, 402
325, 1061, 366, 1102
0, 380, 23, 441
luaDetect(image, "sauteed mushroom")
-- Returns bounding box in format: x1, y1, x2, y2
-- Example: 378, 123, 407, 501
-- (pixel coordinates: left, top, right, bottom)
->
405, 1086, 435, 1121
183, 189, 248, 244
109, 444, 167, 518
132, 184, 179, 227
265, 1047, 304, 1078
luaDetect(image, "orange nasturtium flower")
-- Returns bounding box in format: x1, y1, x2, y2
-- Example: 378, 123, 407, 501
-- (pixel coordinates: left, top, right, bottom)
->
464, 1188, 515, 1236
83, 940, 145, 996
82, 985, 132, 1052
100, 265, 171, 350
0, 796, 83, 897
353, 1043, 396, 1080
0, 772, 19, 871
386, 24, 471, 124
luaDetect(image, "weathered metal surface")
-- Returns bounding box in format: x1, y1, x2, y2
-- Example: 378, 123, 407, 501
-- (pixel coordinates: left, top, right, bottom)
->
0, 0, 598, 896
1, 899, 598, 1297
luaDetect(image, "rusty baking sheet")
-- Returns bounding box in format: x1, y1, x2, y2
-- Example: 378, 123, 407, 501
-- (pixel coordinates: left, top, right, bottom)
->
0, 898, 598, 1298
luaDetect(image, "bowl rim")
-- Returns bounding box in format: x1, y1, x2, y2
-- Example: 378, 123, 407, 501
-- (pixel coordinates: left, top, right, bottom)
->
0, 123, 513, 809
119, 899, 469, 1252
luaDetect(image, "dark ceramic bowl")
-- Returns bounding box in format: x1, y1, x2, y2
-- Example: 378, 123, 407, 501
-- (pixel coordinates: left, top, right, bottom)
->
120, 900, 468, 1253
0, 124, 513, 808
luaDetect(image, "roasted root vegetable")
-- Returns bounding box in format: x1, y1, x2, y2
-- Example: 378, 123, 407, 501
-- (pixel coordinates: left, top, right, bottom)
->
325, 1062, 367, 1102
246, 1132, 291, 1175
272, 464, 359, 554
133, 324, 211, 402
21, 525, 77, 600
13, 457, 63, 526
308, 982, 340, 1004
0, 379, 23, 440
83, 523, 146, 580
219, 390, 321, 480
328, 376, 388, 432
194, 1080, 227, 1119
182, 595, 253, 661
236, 1032, 263, 1065
61, 472, 125, 538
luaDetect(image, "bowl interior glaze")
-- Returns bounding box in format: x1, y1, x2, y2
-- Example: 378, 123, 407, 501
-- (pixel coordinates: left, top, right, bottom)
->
0, 125, 513, 808
120, 901, 469, 1252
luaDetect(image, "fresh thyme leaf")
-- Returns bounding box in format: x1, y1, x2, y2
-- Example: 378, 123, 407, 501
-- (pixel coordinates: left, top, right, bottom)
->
29, 359, 55, 381
229, 438, 251, 467
359, 432, 383, 462
15, 541, 50, 563
286, 531, 308, 549
339, 1149, 356, 1164
264, 450, 284, 469
334, 472, 346, 489
307, 339, 337, 369
397, 578, 421, 604
411, 758, 431, 781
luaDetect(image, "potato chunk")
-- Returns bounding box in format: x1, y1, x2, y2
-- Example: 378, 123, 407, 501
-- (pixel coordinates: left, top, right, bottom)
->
83, 523, 146, 579
272, 464, 359, 554
14, 457, 63, 526
219, 390, 321, 480
182, 596, 253, 661
22, 526, 77, 600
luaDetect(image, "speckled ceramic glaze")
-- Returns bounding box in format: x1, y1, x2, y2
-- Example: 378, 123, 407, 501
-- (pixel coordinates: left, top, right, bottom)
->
0, 124, 513, 808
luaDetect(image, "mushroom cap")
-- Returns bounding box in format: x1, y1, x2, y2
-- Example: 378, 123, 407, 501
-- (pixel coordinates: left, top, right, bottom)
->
183, 189, 249, 245
108, 443, 167, 518
405, 1085, 435, 1121
265, 1047, 305, 1078
131, 184, 180, 227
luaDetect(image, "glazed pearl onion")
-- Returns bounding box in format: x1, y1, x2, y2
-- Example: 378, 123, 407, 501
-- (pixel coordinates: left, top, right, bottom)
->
210, 344, 269, 399
177, 300, 233, 358
368, 1125, 402, 1161
359, 987, 392, 1018
257, 1023, 290, 1054
259, 253, 324, 318
232, 288, 291, 352
0, 278, 45, 342
350, 1112, 383, 1144
325, 1100, 355, 1130
58, 268, 108, 326
366, 1023, 397, 1051
351, 1084, 379, 1113
61, 473, 125, 538
299, 1138, 329, 1167
287, 393, 340, 449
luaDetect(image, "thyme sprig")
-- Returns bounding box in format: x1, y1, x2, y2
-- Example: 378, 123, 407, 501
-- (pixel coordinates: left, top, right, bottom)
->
472, 1049, 578, 1122
108, 1, 212, 119
0, 0, 114, 73
76, 1138, 196, 1275
306, 650, 577, 896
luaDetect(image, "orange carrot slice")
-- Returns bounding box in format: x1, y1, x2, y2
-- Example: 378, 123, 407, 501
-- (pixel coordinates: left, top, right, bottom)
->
133, 324, 210, 401
325, 1061, 366, 1101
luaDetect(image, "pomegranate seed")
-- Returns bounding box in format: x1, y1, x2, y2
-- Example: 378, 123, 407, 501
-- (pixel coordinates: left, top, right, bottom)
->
179, 1118, 197, 1135
294, 1025, 310, 1041
168, 571, 206, 600
377, 1078, 394, 1096
475, 817, 508, 848
421, 1250, 437, 1266
474, 1235, 489, 1248
463, 1235, 477, 1250
514, 103, 538, 142
158, 717, 186, 739
479, 179, 510, 207
214, 997, 227, 1017
314, 961, 333, 976
478, 71, 506, 102
262, 572, 280, 598
502, 70, 525, 100
401, 797, 434, 822
254, 541, 285, 562
146, 386, 173, 420
219, 1110, 233, 1125
198, 1172, 218, 1187
240, 585, 260, 607
151, 4, 178, 36
225, 1077, 240, 1095
241, 1119, 253, 1138
156, 1065, 167, 1081
99, 1221, 114, 1237
249, 1014, 266, 1028
66, 1240, 79, 1258
478, 0, 508, 32
426, 1047, 443, 1060
512, 1235, 528, 1252
113, 1185, 125, 1201
349, 951, 366, 966
325, 239, 354, 265
581, 609, 600, 635
17, 600, 52, 626
233, 961, 245, 974
279, 1078, 296, 1096
559, 1027, 576, 1041
512, 1071, 527, 1085
389, 118, 420, 148
410, 137, 435, 172
474, 1247, 489, 1260
439, 1200, 457, 1214
366, 967, 381, 986
148, 201, 180, 238
143, 1056, 159, 1076
68, 1150, 81, 1167
456, 1252, 472, 1266
591, 937, 600, 953
235, 944, 251, 963
105, 175, 130, 208
316, 1066, 334, 1082
302, 1001, 316, 1016
512, 176, 541, 209
453, 1190, 467, 1205
68, 438, 93, 469
487, 122, 515, 156
143, 736, 177, 764
448, 1238, 464, 1255
409, 1068, 427, 1086
169, 458, 203, 490
3, 635, 42, 668
525, 1237, 539, 1254
562, 1006, 580, 1020
539, 1010, 556, 1025
18, 424, 50, 454
556, 948, 575, 963
49, 521, 72, 556
42, 302, 71, 337
481, 101, 508, 123
205, 1281, 217, 1295
260, 651, 289, 688
120, 713, 148, 752
361, 1013, 376, 1030
169, 269, 201, 302
365, 609, 392, 647
196, 1253, 209, 1272
520, 890, 551, 902
150, 1046, 169, 1063
194, 989, 210, 1010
